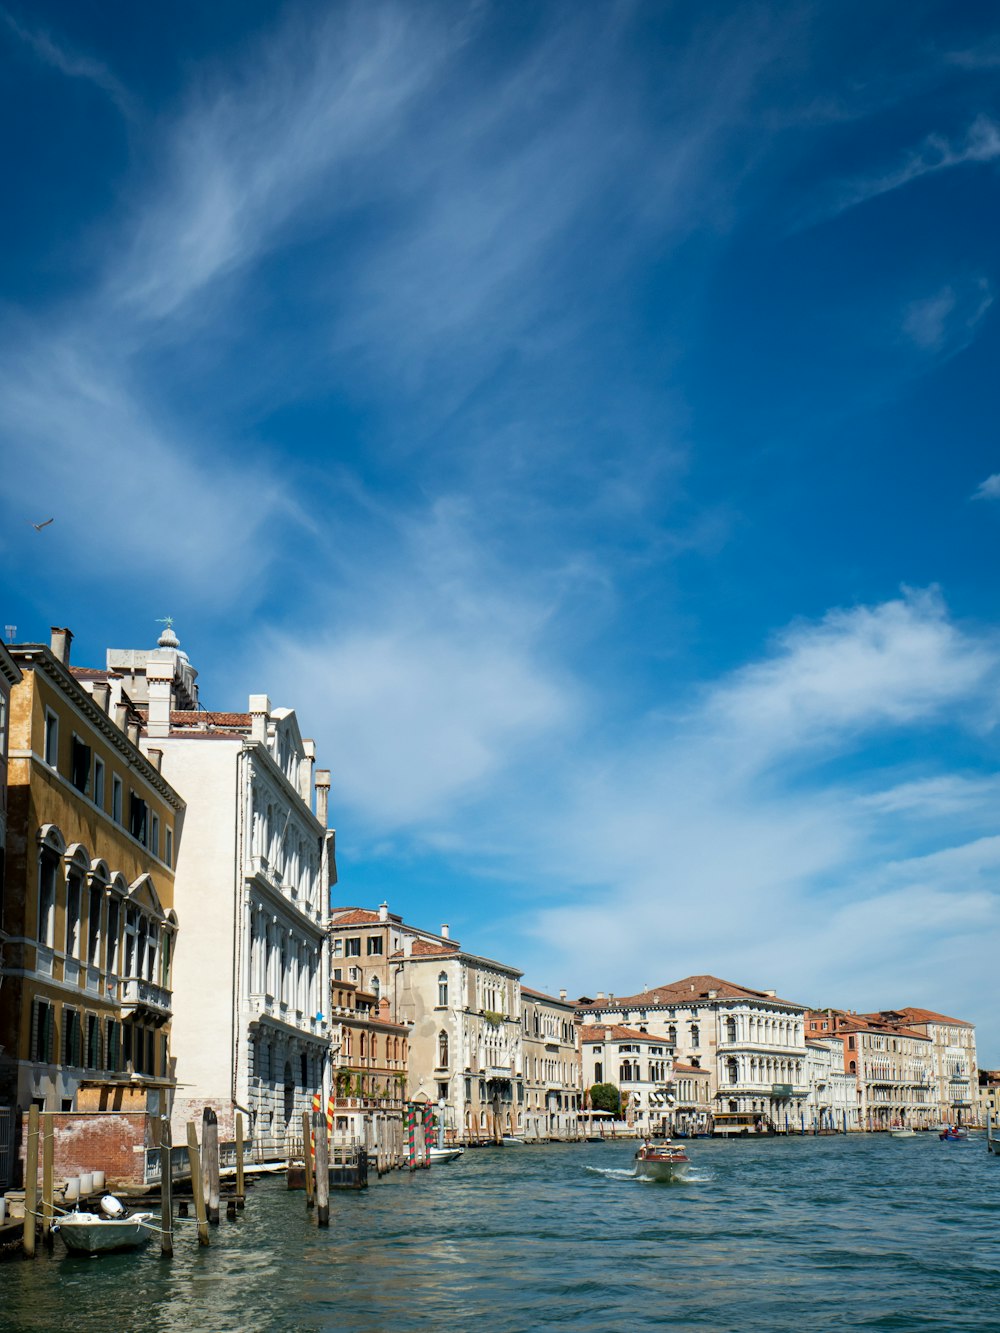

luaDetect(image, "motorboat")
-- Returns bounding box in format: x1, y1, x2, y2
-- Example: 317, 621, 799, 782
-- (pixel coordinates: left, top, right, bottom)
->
939, 1127, 969, 1142
889, 1128, 917, 1138
54, 1195, 155, 1254
634, 1141, 690, 1182
428, 1146, 465, 1164
501, 1136, 525, 1146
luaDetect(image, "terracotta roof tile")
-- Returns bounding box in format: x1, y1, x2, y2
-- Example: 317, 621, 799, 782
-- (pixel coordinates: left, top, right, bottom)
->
875, 1006, 973, 1029
672, 1061, 707, 1074
169, 710, 250, 729
580, 1024, 664, 1044
390, 939, 458, 958
329, 909, 382, 926
579, 974, 804, 1010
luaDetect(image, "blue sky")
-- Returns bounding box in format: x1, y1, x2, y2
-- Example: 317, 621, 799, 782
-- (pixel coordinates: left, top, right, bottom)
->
3, 1, 1000, 1058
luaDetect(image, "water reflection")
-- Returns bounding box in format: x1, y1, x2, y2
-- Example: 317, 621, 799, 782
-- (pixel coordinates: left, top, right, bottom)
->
5, 1137, 999, 1331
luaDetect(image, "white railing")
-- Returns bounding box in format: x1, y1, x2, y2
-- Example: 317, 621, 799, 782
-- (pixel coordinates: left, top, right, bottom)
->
120, 975, 172, 1015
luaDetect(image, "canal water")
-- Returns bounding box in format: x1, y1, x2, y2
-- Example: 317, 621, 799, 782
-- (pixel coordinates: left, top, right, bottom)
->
5, 1134, 998, 1331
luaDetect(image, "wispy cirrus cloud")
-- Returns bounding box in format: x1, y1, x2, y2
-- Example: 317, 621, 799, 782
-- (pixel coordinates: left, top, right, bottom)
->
972, 473, 1000, 501
0, 6, 135, 117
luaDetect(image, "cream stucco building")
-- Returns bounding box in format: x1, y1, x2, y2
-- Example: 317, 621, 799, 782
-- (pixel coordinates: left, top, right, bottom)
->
520, 987, 580, 1140
106, 627, 334, 1154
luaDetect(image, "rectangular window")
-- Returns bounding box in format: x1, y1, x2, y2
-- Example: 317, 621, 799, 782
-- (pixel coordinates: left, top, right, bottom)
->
94, 757, 105, 808
87, 885, 102, 965
63, 1007, 82, 1066
86, 1013, 100, 1069
367, 936, 383, 956
333, 968, 342, 981
332, 939, 343, 957
129, 793, 148, 844
150, 813, 160, 859
37, 850, 57, 945
44, 709, 59, 767
106, 1019, 120, 1072
106, 896, 120, 974
31, 999, 55, 1063
70, 735, 91, 793
65, 873, 82, 958
112, 775, 123, 823
345, 937, 361, 957
164, 827, 173, 868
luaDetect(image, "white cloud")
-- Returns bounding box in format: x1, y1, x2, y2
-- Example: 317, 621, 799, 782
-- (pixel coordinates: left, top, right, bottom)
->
813, 116, 1000, 223
972, 473, 1000, 501
0, 7, 134, 117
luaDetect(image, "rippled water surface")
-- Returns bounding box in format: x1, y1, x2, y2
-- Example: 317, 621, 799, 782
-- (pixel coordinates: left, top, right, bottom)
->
5, 1135, 999, 1331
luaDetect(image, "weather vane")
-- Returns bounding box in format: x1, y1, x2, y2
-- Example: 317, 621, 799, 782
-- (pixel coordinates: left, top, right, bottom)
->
157, 616, 174, 629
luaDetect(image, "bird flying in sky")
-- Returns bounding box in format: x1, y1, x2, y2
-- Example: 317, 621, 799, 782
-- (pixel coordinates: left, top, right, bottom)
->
29, 518, 54, 531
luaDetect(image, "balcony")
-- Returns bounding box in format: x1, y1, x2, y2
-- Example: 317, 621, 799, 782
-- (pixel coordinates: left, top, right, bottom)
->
119, 976, 172, 1022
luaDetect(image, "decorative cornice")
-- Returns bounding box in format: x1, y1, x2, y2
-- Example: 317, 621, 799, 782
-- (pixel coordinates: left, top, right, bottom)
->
12, 644, 185, 811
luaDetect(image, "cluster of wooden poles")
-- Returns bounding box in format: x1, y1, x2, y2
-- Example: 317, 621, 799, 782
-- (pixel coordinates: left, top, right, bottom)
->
20, 1104, 250, 1259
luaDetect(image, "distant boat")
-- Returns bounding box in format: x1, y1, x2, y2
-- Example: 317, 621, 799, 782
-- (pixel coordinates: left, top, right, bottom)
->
54, 1196, 154, 1254
501, 1135, 526, 1146
634, 1141, 690, 1182
939, 1127, 969, 1142
428, 1146, 464, 1164
889, 1128, 917, 1139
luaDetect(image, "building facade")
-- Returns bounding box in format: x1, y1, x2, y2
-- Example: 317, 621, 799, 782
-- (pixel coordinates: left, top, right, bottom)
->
863, 1009, 978, 1126
1, 629, 182, 1128
328, 976, 409, 1144
804, 1037, 858, 1132
807, 1010, 934, 1129
106, 627, 333, 1155
520, 987, 581, 1140
327, 905, 524, 1143
577, 975, 808, 1129
580, 1024, 675, 1134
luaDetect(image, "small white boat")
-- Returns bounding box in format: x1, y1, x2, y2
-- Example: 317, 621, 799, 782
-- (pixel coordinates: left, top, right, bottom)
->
428, 1146, 465, 1164
501, 1136, 525, 1146
889, 1128, 917, 1139
634, 1141, 690, 1182
54, 1195, 154, 1254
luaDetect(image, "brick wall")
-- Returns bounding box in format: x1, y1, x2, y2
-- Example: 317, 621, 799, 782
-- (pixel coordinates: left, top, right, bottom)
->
21, 1111, 151, 1189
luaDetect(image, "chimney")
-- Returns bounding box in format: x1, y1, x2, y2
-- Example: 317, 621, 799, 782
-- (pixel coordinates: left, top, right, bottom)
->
378, 902, 389, 923
315, 770, 330, 826
146, 657, 176, 739
146, 748, 163, 773
765, 989, 776, 998
50, 627, 73, 666
127, 721, 140, 747
92, 681, 110, 713
403, 936, 413, 958
301, 739, 315, 801
441, 924, 449, 939
249, 694, 270, 744
114, 703, 129, 731
596, 991, 605, 1001
559, 989, 567, 1002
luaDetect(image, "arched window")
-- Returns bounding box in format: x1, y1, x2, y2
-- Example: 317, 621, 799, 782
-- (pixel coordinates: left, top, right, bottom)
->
725, 1017, 737, 1043
438, 972, 448, 1007
690, 1025, 700, 1049
727, 1057, 739, 1086
438, 1030, 449, 1068
667, 1024, 677, 1044
360, 1032, 367, 1060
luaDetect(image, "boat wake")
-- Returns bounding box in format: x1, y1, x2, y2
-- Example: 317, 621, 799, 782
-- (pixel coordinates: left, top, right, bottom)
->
585, 1165, 643, 1181
584, 1165, 706, 1184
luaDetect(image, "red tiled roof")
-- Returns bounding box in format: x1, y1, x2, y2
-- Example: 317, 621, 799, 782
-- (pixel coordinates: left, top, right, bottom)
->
169, 710, 250, 729
521, 986, 573, 1006
832, 1014, 929, 1040
70, 667, 112, 680
672, 1061, 707, 1074
873, 1007, 973, 1029
330, 909, 382, 926
580, 1024, 662, 1044
579, 974, 803, 1010
390, 939, 458, 958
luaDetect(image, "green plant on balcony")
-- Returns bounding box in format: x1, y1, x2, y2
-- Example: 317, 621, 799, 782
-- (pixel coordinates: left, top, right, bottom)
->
482, 1010, 504, 1028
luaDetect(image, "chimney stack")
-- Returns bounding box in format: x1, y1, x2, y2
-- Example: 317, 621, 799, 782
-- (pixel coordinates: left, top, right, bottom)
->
249, 694, 270, 744
559, 988, 567, 1001
114, 702, 129, 731
146, 748, 163, 773
378, 902, 389, 922
50, 627, 73, 666
441, 924, 449, 939
315, 770, 330, 826
92, 681, 110, 713
127, 721, 140, 747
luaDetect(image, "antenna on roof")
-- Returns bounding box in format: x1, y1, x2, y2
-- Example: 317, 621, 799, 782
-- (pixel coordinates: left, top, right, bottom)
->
4, 625, 15, 643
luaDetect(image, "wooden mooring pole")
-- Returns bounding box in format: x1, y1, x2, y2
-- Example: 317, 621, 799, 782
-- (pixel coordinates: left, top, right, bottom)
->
41, 1113, 54, 1248
235, 1111, 246, 1209
302, 1110, 315, 1210
160, 1118, 174, 1258
313, 1110, 329, 1227
185, 1121, 210, 1247
202, 1108, 220, 1225
23, 1105, 39, 1259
